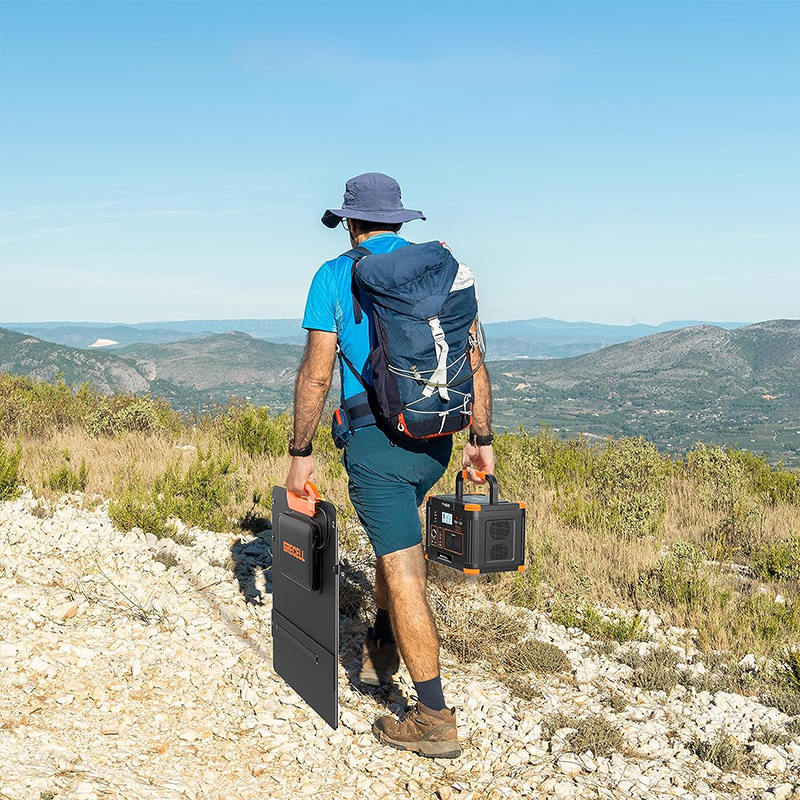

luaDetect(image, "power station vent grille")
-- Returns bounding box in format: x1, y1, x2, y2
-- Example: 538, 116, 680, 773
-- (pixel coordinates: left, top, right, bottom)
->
485, 519, 514, 562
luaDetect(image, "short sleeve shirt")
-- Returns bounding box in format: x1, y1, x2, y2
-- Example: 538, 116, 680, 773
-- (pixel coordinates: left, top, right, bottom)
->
302, 233, 411, 403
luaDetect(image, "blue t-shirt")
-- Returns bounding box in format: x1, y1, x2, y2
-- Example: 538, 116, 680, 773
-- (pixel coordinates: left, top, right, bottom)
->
302, 233, 411, 403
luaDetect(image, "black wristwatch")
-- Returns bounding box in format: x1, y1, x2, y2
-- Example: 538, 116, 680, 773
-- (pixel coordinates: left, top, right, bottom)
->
289, 439, 313, 457
469, 430, 494, 447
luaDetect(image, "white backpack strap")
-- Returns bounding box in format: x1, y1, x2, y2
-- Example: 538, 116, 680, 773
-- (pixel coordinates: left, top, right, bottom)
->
423, 316, 450, 401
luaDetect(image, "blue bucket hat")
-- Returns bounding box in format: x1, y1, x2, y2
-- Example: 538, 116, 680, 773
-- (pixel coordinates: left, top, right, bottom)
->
322, 172, 426, 228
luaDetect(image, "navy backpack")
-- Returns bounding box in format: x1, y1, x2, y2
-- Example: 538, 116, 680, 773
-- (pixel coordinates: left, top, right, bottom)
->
335, 241, 483, 442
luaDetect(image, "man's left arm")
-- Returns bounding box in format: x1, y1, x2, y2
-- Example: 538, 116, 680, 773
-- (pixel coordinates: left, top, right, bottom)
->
285, 329, 338, 495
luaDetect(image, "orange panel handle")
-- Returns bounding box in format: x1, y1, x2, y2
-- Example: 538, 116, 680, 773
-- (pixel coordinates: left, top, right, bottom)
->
287, 481, 320, 517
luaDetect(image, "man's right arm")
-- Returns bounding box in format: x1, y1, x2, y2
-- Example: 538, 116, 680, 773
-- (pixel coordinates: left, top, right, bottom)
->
462, 320, 495, 481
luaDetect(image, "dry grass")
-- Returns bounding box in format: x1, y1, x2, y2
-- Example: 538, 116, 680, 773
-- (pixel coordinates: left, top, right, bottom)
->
542, 713, 625, 757
6, 396, 800, 663
688, 732, 754, 774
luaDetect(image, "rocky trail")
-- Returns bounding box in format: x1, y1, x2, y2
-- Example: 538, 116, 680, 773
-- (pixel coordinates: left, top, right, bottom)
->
1, 493, 798, 800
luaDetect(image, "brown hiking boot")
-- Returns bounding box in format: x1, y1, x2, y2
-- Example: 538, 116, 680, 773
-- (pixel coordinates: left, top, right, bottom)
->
359, 628, 400, 686
372, 702, 461, 759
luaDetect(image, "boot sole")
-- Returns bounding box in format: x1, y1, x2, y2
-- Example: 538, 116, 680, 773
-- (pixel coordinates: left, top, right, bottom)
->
372, 723, 462, 759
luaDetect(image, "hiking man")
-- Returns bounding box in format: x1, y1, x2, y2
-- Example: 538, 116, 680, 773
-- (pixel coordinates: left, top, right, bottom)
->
285, 172, 494, 758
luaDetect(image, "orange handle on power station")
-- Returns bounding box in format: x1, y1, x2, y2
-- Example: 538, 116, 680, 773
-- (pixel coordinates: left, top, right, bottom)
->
461, 468, 486, 482
287, 481, 320, 517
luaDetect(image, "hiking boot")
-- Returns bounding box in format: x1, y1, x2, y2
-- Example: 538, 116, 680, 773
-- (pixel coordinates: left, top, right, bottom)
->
372, 702, 461, 759
359, 628, 400, 686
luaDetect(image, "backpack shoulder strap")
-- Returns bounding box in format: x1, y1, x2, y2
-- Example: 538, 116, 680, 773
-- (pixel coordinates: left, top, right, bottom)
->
336, 343, 369, 390
340, 246, 371, 324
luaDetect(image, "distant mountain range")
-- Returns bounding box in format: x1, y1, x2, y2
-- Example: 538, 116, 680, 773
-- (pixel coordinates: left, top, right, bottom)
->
3, 317, 747, 359
490, 320, 800, 461
0, 328, 304, 410
1, 320, 797, 464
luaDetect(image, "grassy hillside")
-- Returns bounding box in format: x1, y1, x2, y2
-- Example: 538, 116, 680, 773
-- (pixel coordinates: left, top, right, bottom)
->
1, 374, 799, 688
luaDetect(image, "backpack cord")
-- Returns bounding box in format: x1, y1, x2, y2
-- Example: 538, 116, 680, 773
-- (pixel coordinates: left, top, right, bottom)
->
337, 320, 486, 393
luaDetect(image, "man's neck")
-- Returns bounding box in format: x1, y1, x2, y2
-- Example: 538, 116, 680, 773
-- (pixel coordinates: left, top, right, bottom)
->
350, 230, 398, 247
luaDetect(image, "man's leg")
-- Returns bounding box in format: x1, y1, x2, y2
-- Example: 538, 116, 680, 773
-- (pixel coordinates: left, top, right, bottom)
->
378, 543, 441, 685
372, 560, 394, 643
372, 543, 460, 757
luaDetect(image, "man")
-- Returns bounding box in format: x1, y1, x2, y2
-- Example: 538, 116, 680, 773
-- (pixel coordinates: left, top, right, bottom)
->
286, 172, 495, 758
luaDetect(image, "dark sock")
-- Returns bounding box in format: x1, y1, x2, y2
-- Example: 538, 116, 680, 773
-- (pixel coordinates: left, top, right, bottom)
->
373, 607, 393, 643
414, 675, 446, 711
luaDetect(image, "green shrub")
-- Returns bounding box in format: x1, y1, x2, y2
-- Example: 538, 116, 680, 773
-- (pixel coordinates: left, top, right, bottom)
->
215, 402, 291, 457
684, 444, 761, 552
752, 538, 800, 582
109, 477, 177, 540
779, 648, 800, 692
152, 448, 245, 531
47, 453, 89, 494
620, 646, 680, 692
0, 440, 22, 500
553, 601, 645, 643
0, 374, 82, 436
109, 448, 244, 539
741, 594, 800, 648
556, 437, 668, 539
638, 542, 720, 613
730, 449, 800, 506
84, 395, 178, 437
504, 639, 571, 674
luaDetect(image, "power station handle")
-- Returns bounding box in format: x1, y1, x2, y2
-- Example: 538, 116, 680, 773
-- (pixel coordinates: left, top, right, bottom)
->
455, 470, 499, 505
287, 481, 321, 517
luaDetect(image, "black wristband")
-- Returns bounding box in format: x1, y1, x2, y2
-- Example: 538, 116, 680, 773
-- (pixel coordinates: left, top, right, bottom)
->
289, 439, 313, 457
469, 430, 494, 447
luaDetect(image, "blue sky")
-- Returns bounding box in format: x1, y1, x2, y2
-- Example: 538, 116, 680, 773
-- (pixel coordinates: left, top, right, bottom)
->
1, 0, 798, 324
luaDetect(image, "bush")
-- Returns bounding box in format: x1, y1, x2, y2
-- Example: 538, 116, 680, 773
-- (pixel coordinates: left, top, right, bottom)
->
689, 732, 751, 773
109, 475, 177, 541
752, 538, 800, 582
84, 395, 179, 437
0, 374, 180, 439
542, 713, 624, 757
154, 448, 244, 530
504, 639, 570, 674
620, 646, 680, 692
741, 594, 800, 648
0, 440, 22, 500
731, 449, 800, 506
638, 542, 718, 614
556, 437, 669, 539
779, 648, 800, 692
0, 374, 82, 436
553, 601, 645, 643
109, 448, 244, 539
684, 444, 761, 552
215, 403, 291, 457
47, 453, 89, 494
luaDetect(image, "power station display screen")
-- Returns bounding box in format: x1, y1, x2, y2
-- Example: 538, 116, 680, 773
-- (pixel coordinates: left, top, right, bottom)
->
441, 511, 453, 525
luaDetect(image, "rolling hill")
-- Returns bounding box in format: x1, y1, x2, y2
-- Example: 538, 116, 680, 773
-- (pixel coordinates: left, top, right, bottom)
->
490, 320, 800, 462
0, 327, 149, 394
1, 321, 798, 463
115, 331, 306, 410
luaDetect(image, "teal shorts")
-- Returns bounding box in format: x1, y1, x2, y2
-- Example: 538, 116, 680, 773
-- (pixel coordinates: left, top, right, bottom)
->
343, 424, 453, 558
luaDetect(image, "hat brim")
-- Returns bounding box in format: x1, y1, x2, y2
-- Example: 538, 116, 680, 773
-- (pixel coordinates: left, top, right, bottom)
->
321, 207, 426, 228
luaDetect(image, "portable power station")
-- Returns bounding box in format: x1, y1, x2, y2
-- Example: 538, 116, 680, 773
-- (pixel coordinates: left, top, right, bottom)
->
425, 470, 526, 574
